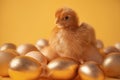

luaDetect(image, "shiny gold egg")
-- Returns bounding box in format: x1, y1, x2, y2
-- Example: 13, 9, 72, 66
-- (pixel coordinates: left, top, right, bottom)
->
96, 39, 104, 49
95, 40, 106, 58
41, 46, 59, 61
0, 50, 16, 76
47, 57, 79, 80
0, 43, 16, 51
99, 49, 106, 58
115, 43, 120, 51
17, 43, 38, 55
78, 61, 104, 80
36, 39, 49, 51
25, 51, 47, 65
102, 52, 120, 78
103, 46, 119, 54
8, 56, 42, 80
4, 49, 19, 56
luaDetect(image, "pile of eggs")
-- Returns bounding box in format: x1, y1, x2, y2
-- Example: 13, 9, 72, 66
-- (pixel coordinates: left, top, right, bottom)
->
0, 39, 120, 80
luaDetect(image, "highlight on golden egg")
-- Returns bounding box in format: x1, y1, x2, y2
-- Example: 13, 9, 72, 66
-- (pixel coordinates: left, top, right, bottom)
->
35, 39, 49, 51
41, 46, 59, 61
8, 56, 42, 80
16, 43, 38, 55
0, 43, 16, 51
78, 61, 104, 80
25, 51, 47, 65
102, 52, 120, 78
47, 57, 79, 80
0, 50, 16, 76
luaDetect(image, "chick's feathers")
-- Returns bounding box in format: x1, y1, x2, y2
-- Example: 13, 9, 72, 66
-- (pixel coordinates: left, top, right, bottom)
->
50, 23, 96, 60
49, 7, 103, 63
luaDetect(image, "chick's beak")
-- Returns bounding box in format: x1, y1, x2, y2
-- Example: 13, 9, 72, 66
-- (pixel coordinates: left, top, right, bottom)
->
55, 18, 59, 24
55, 18, 63, 28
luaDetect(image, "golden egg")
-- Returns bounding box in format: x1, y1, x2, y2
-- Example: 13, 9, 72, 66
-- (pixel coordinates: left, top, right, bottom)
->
115, 43, 120, 51
99, 49, 106, 58
25, 51, 47, 65
0, 43, 16, 51
95, 40, 105, 57
8, 56, 42, 80
41, 46, 59, 61
78, 61, 104, 80
4, 49, 19, 56
25, 51, 48, 78
0, 50, 16, 76
103, 46, 119, 54
96, 39, 104, 49
36, 39, 49, 51
17, 43, 38, 55
102, 52, 120, 78
47, 57, 79, 80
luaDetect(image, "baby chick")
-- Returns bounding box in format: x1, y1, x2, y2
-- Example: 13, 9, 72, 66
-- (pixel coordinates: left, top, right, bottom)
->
49, 7, 103, 64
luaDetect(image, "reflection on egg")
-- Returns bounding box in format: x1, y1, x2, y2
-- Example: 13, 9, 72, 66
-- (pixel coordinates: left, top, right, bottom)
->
0, 50, 16, 76
102, 52, 120, 78
25, 51, 47, 65
8, 56, 42, 80
78, 61, 104, 80
17, 43, 38, 55
47, 57, 79, 80
0, 43, 16, 51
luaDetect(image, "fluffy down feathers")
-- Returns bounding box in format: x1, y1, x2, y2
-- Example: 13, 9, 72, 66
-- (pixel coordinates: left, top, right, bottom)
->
49, 7, 103, 64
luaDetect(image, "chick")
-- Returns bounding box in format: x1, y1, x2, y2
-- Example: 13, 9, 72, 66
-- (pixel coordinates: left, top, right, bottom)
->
49, 7, 103, 64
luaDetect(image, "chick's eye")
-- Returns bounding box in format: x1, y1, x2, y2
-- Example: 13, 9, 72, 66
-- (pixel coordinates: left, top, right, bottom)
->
64, 16, 69, 20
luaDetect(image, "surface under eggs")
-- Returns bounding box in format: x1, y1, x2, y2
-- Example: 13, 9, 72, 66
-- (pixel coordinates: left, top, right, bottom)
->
0, 39, 120, 80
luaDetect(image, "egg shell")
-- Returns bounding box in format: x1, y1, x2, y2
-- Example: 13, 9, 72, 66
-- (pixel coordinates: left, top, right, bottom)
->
47, 57, 79, 80
115, 43, 120, 51
78, 61, 105, 80
102, 52, 120, 78
36, 39, 49, 51
25, 51, 47, 65
17, 43, 38, 55
96, 39, 104, 49
0, 50, 16, 76
103, 46, 119, 54
0, 43, 16, 51
9, 56, 42, 80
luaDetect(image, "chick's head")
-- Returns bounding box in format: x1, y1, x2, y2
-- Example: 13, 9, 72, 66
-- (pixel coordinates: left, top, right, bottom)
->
55, 7, 79, 29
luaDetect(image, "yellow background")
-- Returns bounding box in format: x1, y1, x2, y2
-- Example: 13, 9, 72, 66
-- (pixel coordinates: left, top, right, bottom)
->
0, 0, 120, 47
